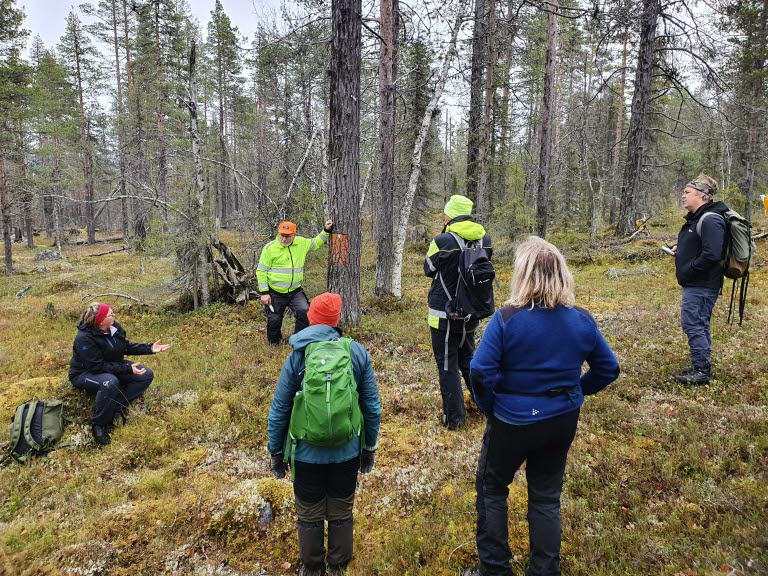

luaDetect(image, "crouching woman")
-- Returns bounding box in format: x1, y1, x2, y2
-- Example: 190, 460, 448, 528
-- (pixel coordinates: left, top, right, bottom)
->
69, 303, 170, 446
268, 292, 381, 576
466, 237, 620, 576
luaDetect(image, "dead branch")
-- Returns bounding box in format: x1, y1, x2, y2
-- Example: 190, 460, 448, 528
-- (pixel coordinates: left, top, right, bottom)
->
15, 285, 32, 298
81, 292, 142, 304
87, 246, 127, 257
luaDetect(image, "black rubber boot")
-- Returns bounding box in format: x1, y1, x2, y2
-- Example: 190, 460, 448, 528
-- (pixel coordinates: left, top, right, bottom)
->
297, 521, 325, 575
327, 518, 353, 572
673, 366, 711, 385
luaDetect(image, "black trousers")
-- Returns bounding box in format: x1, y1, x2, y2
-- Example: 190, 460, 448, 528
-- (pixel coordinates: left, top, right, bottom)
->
265, 288, 310, 344
293, 457, 359, 570
71, 365, 154, 426
430, 320, 477, 428
475, 410, 580, 576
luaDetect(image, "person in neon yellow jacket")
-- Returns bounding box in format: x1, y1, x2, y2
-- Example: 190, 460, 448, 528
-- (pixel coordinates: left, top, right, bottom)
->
257, 219, 334, 345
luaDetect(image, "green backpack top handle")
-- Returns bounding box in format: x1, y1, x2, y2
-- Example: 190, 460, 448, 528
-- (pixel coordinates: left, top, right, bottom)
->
4, 399, 65, 464
285, 337, 364, 479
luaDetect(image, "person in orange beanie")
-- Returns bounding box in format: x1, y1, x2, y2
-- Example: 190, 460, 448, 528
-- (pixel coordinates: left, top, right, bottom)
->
256, 218, 334, 345
268, 292, 381, 576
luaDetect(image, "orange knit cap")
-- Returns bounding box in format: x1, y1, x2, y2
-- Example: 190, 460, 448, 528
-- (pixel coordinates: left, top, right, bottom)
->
308, 292, 342, 327
278, 221, 297, 234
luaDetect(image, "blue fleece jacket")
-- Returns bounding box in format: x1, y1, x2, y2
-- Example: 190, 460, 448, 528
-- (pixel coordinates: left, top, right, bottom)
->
267, 324, 381, 464
470, 305, 620, 425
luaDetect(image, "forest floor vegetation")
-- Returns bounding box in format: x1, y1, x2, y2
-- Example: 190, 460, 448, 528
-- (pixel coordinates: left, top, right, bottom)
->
0, 212, 766, 576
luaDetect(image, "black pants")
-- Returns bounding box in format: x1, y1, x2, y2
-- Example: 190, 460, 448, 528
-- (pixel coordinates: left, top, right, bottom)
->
430, 320, 478, 428
266, 288, 310, 344
475, 410, 580, 576
293, 457, 359, 569
71, 365, 154, 426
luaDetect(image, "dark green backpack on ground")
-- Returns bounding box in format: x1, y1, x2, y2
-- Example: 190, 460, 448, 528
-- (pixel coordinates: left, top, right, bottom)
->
4, 400, 65, 463
285, 338, 363, 474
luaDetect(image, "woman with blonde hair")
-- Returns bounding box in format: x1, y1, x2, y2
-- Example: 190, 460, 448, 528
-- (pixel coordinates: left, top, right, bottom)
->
464, 237, 619, 576
69, 303, 170, 445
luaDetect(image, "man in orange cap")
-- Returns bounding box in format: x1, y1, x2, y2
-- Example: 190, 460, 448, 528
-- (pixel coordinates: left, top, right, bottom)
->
257, 218, 334, 345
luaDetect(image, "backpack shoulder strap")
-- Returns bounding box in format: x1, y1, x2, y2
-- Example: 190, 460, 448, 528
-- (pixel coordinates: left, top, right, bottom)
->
22, 400, 42, 453
8, 403, 28, 455
695, 211, 725, 236
448, 231, 466, 250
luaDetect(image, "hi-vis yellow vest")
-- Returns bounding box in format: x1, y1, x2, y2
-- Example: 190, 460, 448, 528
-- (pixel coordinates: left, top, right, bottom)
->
256, 231, 329, 294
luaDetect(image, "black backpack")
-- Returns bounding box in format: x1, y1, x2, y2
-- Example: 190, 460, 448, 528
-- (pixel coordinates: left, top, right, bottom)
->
444, 232, 496, 320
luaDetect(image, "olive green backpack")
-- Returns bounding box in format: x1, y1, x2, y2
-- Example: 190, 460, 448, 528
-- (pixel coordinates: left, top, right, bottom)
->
3, 400, 65, 464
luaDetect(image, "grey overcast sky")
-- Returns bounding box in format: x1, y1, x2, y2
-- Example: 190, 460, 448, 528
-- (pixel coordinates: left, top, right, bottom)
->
19, 0, 283, 52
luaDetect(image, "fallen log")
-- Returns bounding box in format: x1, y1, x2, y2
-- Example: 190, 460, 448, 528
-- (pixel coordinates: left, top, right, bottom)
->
87, 246, 128, 257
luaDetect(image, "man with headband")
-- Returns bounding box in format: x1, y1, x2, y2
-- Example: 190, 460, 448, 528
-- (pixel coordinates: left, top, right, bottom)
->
669, 174, 727, 385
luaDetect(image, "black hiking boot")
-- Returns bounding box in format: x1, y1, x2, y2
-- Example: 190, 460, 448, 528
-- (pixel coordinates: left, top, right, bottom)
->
673, 367, 711, 385
461, 565, 482, 576
92, 424, 111, 446
297, 565, 324, 576
673, 364, 695, 378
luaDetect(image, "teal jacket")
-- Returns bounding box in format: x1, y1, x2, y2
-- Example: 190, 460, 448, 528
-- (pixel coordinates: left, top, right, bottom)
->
267, 324, 381, 464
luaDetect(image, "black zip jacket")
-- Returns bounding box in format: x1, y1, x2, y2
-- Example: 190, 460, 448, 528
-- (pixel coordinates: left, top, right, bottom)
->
675, 200, 727, 290
69, 320, 153, 380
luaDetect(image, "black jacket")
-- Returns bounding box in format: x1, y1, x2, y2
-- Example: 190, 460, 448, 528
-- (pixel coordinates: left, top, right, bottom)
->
675, 200, 727, 290
69, 320, 153, 380
424, 216, 492, 330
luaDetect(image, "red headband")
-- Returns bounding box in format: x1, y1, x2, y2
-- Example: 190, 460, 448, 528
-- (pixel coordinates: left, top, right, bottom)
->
94, 304, 111, 326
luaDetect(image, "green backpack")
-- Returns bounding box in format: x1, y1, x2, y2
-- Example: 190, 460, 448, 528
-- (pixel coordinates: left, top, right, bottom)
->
4, 400, 65, 463
697, 209, 757, 325
285, 338, 363, 472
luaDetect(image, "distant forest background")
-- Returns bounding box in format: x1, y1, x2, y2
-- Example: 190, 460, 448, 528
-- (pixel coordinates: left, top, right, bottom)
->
0, 0, 765, 315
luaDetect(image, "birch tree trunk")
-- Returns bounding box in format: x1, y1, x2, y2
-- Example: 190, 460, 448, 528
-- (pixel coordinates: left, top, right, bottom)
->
327, 0, 362, 326
188, 42, 210, 307
374, 0, 399, 296
616, 0, 660, 236
392, 6, 465, 297
535, 2, 557, 238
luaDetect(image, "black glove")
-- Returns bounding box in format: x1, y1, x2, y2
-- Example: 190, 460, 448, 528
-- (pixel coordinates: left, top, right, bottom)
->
360, 449, 375, 474
271, 452, 288, 479
324, 223, 334, 233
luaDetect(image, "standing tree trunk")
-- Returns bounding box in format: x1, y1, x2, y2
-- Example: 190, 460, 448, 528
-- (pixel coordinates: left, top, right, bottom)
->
1, 160, 12, 274
535, 2, 558, 238
73, 32, 96, 245
609, 32, 628, 225
327, 0, 363, 326
374, 0, 399, 296
466, 0, 486, 200
742, 0, 767, 221
188, 42, 210, 307
496, 2, 516, 196
616, 0, 660, 236
111, 0, 130, 244
476, 0, 497, 219
392, 5, 465, 297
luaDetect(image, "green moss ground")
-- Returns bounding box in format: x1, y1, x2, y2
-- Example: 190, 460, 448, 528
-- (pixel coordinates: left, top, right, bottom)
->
0, 214, 766, 576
